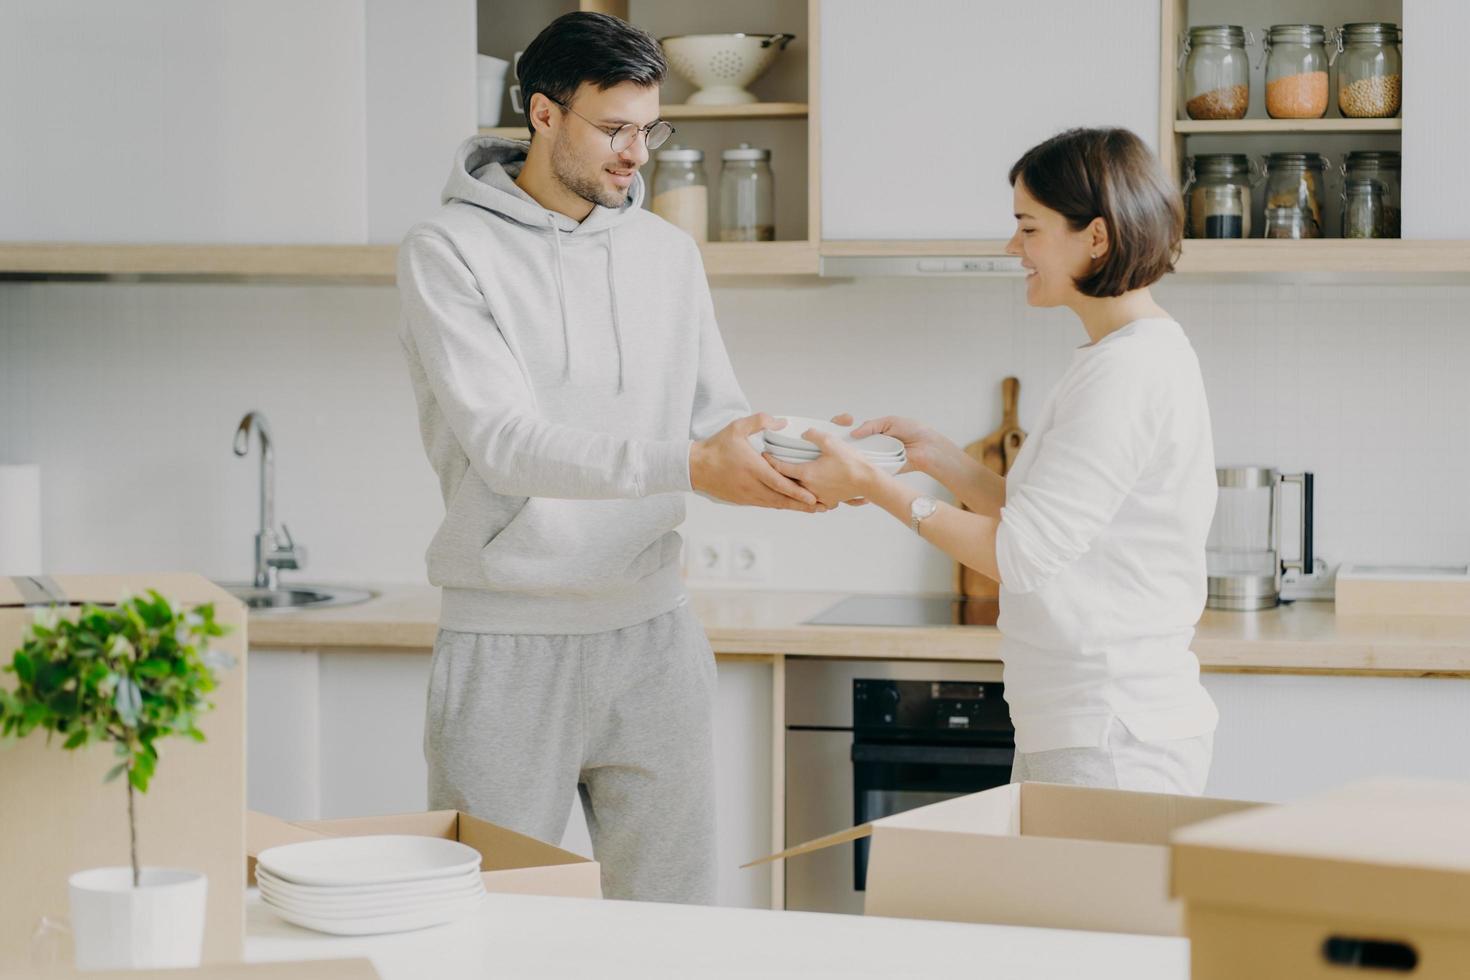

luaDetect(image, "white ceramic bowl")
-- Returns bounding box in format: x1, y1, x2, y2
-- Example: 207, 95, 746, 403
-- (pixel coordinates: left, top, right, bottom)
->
661, 33, 795, 105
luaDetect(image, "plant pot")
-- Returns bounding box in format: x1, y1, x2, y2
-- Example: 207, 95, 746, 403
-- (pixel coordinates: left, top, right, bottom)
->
68, 867, 207, 970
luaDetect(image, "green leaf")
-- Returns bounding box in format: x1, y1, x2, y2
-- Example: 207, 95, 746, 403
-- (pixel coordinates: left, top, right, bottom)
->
127, 764, 149, 793
104, 762, 128, 782
12, 652, 34, 686
114, 678, 142, 727
62, 729, 89, 750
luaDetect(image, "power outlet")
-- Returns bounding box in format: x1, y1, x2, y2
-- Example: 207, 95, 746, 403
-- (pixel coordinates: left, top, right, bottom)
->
730, 537, 773, 583
686, 535, 729, 580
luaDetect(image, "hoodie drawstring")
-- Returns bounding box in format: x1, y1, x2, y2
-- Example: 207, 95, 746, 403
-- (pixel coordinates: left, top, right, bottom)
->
605, 227, 626, 395
545, 216, 628, 395
547, 215, 573, 383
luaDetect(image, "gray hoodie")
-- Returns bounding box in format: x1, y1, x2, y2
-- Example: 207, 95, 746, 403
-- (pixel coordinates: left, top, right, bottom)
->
398, 136, 749, 635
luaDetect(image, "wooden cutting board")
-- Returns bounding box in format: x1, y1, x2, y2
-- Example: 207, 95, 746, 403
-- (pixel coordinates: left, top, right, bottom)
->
955, 377, 1025, 614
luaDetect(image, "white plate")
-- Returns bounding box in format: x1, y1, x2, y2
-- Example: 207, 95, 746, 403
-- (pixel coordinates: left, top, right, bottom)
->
256, 865, 482, 901
764, 417, 906, 457
260, 882, 484, 920
256, 835, 483, 887
257, 871, 483, 912
263, 893, 485, 936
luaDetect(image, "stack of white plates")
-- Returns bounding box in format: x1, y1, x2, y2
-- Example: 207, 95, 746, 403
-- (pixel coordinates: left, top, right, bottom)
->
255, 835, 486, 936
762, 416, 907, 475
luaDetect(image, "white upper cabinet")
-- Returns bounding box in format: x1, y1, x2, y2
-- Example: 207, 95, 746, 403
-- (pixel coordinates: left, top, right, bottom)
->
820, 0, 1160, 241
0, 0, 473, 245
1402, 0, 1467, 238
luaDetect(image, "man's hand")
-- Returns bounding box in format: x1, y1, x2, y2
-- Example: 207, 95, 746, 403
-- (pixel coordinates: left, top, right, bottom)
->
691, 414, 824, 512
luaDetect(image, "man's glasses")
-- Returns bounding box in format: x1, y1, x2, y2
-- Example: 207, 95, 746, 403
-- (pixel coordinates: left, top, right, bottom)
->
551, 98, 674, 152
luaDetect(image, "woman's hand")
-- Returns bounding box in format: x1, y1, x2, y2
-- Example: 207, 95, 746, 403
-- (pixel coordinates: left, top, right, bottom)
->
831, 413, 958, 477
764, 428, 882, 509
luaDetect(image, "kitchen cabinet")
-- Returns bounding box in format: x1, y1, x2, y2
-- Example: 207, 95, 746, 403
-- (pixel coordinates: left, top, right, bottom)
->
819, 0, 1161, 242
1401, 0, 1470, 238
246, 647, 777, 909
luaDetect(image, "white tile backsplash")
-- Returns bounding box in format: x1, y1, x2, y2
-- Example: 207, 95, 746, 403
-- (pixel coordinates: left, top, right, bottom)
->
2, 275, 1466, 593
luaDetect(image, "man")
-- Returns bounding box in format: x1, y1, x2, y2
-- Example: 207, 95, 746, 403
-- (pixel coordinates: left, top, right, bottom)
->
396, 12, 817, 904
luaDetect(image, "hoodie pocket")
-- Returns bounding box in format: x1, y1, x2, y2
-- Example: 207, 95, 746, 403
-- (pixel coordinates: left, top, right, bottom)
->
477, 493, 685, 595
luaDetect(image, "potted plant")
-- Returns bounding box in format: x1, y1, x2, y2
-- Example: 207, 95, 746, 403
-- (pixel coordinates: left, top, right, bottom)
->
0, 590, 234, 970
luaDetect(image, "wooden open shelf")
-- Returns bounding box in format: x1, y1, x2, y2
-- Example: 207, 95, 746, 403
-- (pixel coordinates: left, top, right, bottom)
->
0, 241, 819, 281
1175, 117, 1402, 135
478, 103, 811, 140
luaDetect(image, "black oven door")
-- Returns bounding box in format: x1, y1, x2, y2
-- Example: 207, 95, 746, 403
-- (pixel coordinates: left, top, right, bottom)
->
851, 740, 1014, 891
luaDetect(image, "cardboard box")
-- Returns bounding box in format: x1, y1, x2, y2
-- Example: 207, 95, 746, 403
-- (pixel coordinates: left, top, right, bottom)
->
1335, 563, 1470, 616
750, 781, 1262, 936
0, 574, 247, 970
0, 958, 381, 980
1172, 779, 1470, 979
247, 809, 602, 899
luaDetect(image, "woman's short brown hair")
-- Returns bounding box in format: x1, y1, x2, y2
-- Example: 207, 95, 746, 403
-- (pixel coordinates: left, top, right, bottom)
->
1008, 128, 1183, 298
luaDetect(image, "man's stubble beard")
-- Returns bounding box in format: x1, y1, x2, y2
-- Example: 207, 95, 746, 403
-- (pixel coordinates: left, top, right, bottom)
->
551, 131, 630, 210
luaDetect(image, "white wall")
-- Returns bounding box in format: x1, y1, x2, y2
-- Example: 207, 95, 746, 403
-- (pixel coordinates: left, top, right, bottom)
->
2, 275, 1468, 590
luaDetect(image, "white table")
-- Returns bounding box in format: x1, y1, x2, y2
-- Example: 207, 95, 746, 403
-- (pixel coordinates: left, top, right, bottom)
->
245, 890, 1189, 979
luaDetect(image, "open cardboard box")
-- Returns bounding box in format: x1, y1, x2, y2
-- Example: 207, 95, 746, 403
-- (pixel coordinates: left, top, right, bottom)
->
0, 574, 247, 970
750, 781, 1263, 936
248, 810, 602, 900
1173, 779, 1470, 979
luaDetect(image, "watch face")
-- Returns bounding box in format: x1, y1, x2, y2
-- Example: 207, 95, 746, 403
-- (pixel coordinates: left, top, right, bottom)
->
912, 496, 938, 519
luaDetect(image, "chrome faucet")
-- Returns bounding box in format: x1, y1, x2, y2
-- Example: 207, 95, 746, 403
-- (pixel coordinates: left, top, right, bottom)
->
233, 411, 306, 590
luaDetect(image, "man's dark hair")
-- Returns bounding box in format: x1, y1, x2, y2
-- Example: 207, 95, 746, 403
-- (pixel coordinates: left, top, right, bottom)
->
517, 12, 666, 135
1009, 128, 1183, 298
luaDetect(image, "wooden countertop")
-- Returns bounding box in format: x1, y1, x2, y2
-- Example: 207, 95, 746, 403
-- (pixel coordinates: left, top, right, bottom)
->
242, 585, 1470, 676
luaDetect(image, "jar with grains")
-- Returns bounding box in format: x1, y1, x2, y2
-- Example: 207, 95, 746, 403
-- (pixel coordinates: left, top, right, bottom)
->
1343, 150, 1401, 238
1185, 154, 1255, 239
1342, 177, 1386, 238
1264, 25, 1329, 118
719, 144, 775, 242
1263, 152, 1328, 239
1181, 25, 1252, 120
1334, 23, 1402, 118
651, 145, 708, 241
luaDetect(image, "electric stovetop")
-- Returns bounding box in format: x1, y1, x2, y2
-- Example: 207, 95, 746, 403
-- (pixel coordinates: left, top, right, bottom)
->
804, 594, 999, 628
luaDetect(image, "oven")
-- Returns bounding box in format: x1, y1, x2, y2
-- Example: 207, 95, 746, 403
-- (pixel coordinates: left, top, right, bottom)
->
784, 657, 1014, 914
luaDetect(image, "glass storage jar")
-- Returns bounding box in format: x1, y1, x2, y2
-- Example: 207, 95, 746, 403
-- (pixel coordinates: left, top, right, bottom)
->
1264, 205, 1315, 239
719, 143, 775, 242
1185, 153, 1254, 238
651, 145, 708, 241
1342, 176, 1386, 238
1263, 152, 1328, 239
1342, 150, 1401, 237
1335, 22, 1402, 118
1181, 25, 1252, 120
1264, 25, 1329, 118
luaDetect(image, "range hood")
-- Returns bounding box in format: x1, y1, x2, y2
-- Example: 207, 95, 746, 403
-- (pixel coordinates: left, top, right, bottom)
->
819, 254, 1025, 277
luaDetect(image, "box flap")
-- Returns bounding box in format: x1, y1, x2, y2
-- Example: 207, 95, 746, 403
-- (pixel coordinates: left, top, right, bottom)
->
1172, 779, 1470, 932
19, 959, 382, 979
741, 821, 875, 869
295, 810, 459, 842
482, 861, 602, 899
247, 810, 333, 857
457, 812, 587, 871
1020, 781, 1259, 845
0, 573, 240, 609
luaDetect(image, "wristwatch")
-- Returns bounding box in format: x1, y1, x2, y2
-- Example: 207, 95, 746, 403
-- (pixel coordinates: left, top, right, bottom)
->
909, 495, 939, 534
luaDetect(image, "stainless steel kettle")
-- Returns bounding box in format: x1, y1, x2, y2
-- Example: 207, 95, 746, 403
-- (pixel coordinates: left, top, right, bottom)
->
1206, 466, 1314, 611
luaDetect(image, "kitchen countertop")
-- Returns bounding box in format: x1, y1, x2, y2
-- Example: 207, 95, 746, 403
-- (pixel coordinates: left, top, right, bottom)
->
243, 584, 1470, 676
245, 889, 1187, 979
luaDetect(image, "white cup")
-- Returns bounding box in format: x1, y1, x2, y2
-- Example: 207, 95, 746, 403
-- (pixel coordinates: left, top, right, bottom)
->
477, 55, 511, 127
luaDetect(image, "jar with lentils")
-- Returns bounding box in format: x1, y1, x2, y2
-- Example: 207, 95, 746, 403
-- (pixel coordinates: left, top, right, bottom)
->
1182, 25, 1252, 120
1342, 150, 1401, 237
1264, 25, 1329, 118
1335, 23, 1402, 118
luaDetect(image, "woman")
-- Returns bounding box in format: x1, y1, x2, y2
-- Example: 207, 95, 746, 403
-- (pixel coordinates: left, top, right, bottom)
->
770, 128, 1219, 794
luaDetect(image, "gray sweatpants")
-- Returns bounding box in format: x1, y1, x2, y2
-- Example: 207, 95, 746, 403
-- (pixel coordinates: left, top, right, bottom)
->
1009, 717, 1214, 795
423, 602, 717, 904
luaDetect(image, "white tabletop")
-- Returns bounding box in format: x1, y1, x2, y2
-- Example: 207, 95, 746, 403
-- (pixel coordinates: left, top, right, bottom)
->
245, 890, 1188, 979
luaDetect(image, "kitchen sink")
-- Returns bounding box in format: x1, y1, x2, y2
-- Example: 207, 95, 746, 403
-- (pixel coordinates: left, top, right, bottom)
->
217, 583, 376, 613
